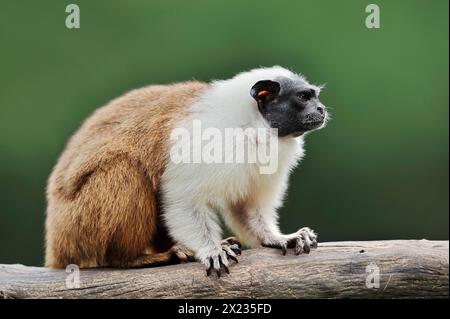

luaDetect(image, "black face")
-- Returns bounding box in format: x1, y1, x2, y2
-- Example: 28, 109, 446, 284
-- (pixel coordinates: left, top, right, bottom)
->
250, 77, 326, 137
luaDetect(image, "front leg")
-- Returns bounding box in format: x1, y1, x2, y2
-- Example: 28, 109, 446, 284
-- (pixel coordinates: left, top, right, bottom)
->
163, 202, 239, 277
246, 208, 318, 255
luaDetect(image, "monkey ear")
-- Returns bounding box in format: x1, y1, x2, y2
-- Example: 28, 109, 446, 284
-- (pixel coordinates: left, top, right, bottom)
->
250, 80, 281, 102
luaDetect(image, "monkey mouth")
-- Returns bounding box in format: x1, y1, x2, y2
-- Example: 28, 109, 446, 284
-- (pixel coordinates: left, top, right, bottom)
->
300, 113, 325, 131
300, 119, 324, 131
290, 119, 324, 137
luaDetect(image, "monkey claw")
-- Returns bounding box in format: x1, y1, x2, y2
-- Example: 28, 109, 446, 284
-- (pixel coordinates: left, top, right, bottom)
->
205, 237, 242, 277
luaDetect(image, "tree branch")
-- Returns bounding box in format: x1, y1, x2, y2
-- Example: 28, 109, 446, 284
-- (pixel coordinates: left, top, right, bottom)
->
0, 240, 448, 299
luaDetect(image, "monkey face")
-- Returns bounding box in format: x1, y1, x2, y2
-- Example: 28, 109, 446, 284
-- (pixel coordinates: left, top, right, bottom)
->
251, 76, 327, 137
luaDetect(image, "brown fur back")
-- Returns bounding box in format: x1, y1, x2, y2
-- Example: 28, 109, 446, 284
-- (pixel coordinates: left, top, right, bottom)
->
45, 81, 208, 268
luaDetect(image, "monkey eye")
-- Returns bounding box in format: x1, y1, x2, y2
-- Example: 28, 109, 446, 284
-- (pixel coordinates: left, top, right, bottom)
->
297, 89, 315, 101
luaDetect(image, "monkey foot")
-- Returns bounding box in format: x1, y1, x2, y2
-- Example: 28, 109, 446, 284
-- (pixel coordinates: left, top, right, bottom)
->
204, 237, 242, 277
170, 244, 196, 263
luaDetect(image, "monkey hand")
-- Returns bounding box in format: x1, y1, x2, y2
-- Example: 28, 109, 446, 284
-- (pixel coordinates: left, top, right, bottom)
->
201, 237, 241, 277
262, 227, 318, 255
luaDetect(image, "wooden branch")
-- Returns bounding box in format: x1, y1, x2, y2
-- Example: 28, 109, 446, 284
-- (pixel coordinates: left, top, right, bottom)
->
0, 240, 448, 299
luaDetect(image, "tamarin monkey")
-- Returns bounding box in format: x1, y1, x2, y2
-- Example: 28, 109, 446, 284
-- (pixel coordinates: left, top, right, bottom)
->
45, 66, 328, 276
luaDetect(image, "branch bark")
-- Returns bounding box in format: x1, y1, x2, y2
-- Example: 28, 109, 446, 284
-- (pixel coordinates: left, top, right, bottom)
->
0, 240, 448, 299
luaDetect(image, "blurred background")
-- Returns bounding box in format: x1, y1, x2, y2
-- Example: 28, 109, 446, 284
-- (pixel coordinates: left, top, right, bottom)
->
0, 0, 448, 266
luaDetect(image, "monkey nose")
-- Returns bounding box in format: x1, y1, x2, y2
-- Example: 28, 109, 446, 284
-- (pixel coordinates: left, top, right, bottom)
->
316, 106, 325, 115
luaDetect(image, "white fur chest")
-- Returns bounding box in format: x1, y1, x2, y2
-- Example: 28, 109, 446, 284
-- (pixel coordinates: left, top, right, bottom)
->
162, 67, 305, 214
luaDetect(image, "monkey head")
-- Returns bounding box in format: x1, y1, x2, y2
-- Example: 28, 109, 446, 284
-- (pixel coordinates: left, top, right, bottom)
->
251, 76, 327, 137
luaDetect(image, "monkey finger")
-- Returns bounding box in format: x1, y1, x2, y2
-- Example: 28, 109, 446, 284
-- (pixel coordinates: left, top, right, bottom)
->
310, 233, 318, 249
219, 257, 230, 274
223, 245, 238, 258
294, 237, 304, 255
214, 255, 223, 278
175, 251, 189, 263
229, 244, 241, 255
184, 250, 196, 261
300, 235, 311, 253
223, 247, 239, 263
228, 254, 238, 263
219, 251, 229, 267
222, 264, 230, 274
213, 255, 221, 271
301, 235, 312, 254
205, 257, 213, 276
281, 244, 287, 255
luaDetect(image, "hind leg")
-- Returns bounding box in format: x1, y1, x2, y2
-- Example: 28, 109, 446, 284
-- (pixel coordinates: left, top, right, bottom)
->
46, 157, 162, 268
124, 244, 196, 268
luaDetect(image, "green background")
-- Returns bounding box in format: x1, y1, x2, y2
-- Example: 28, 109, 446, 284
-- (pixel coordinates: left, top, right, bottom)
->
0, 1, 448, 266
